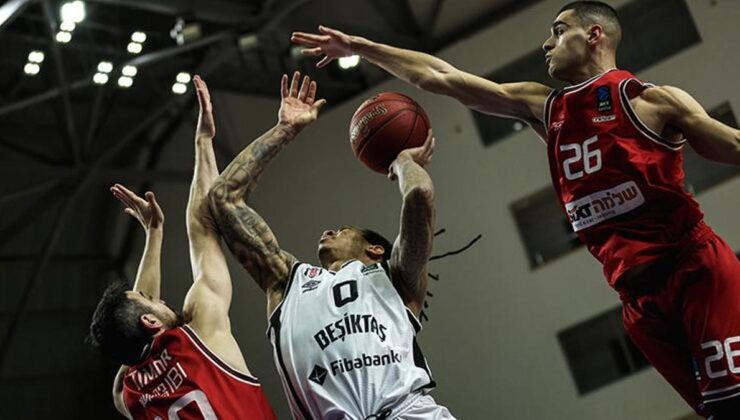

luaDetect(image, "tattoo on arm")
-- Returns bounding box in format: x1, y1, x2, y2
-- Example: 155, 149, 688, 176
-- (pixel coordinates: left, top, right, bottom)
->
208, 123, 298, 293
391, 159, 435, 307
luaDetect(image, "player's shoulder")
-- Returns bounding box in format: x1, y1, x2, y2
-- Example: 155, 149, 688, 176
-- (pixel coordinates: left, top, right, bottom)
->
637, 84, 696, 116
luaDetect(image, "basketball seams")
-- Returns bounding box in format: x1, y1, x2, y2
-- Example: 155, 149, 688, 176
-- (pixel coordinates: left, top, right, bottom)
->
350, 92, 430, 173
351, 97, 418, 121
356, 109, 417, 171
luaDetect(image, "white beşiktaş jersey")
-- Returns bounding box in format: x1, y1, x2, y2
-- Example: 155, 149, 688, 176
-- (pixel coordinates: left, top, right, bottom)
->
268, 260, 448, 420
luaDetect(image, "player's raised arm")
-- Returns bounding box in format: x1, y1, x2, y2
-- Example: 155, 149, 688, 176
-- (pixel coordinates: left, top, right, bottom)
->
207, 72, 326, 302
180, 76, 236, 337
291, 26, 552, 125
645, 86, 740, 165
387, 130, 436, 316
108, 183, 164, 419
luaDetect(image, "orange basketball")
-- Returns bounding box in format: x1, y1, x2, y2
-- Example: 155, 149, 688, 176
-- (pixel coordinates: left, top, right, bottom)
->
349, 92, 430, 174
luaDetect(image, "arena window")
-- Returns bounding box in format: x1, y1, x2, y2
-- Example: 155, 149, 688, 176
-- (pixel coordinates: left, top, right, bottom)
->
558, 306, 650, 395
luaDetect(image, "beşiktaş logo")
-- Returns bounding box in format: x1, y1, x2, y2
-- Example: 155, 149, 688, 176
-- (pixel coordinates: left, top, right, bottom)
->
314, 313, 388, 350
304, 267, 323, 278
565, 181, 645, 232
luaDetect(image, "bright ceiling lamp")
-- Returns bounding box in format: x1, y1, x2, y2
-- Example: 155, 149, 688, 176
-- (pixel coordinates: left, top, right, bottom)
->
60, 1, 86, 24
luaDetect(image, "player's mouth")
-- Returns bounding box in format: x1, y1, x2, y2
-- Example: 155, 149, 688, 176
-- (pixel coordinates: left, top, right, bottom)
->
545, 55, 552, 65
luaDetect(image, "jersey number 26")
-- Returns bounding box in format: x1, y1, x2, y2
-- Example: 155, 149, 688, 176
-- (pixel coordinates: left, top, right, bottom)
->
560, 135, 602, 180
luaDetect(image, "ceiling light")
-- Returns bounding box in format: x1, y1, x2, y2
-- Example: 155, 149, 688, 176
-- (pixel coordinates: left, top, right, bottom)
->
93, 73, 109, 84
117, 76, 133, 88
97, 61, 113, 73
172, 83, 187, 95
23, 63, 40, 75
121, 65, 137, 77
126, 42, 142, 54
60, 1, 85, 24
170, 18, 202, 46
27, 51, 45, 64
55, 31, 72, 43
131, 31, 146, 43
338, 55, 360, 69
175, 72, 191, 84
60, 21, 76, 32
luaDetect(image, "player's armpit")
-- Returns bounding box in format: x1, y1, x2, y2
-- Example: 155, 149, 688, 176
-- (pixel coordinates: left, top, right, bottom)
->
207, 191, 296, 296
426, 69, 552, 123
649, 86, 740, 165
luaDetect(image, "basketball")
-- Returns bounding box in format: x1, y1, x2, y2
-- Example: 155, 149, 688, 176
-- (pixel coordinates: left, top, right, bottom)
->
349, 92, 431, 174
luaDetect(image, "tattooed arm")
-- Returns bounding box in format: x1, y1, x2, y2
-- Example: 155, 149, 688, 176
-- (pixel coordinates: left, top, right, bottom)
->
208, 72, 326, 309
387, 130, 436, 317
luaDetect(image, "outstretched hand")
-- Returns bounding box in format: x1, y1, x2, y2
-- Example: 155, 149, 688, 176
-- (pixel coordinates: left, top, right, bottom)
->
291, 26, 355, 68
388, 129, 435, 181
111, 184, 164, 231
194, 75, 215, 139
278, 71, 327, 131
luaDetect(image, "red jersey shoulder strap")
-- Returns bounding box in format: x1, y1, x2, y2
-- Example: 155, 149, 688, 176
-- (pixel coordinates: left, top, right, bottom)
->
617, 77, 687, 151
179, 325, 261, 386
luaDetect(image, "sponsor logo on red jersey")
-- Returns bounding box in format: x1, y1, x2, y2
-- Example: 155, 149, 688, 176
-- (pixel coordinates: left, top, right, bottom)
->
565, 181, 645, 231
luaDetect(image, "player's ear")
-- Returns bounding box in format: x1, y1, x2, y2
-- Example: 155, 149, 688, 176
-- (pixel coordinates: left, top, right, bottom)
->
139, 313, 164, 334
587, 24, 604, 45
365, 244, 385, 261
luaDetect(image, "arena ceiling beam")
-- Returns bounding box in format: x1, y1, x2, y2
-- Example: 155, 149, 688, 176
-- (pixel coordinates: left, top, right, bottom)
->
0, 179, 59, 206
86, 0, 256, 25
0, 0, 36, 35
0, 46, 236, 376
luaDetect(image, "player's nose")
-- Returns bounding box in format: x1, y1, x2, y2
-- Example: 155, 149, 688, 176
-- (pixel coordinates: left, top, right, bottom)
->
542, 37, 554, 52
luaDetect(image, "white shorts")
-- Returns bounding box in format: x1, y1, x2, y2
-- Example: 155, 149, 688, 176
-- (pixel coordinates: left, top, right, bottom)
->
384, 393, 456, 420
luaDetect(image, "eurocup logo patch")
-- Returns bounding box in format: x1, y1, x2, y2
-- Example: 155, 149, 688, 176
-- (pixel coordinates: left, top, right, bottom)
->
596, 86, 612, 112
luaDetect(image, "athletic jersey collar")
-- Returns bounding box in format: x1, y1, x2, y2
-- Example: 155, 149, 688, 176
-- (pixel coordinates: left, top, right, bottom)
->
562, 68, 618, 93
328, 259, 358, 274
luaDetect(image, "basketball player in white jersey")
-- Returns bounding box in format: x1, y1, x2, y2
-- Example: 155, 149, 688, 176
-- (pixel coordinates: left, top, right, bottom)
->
207, 71, 455, 419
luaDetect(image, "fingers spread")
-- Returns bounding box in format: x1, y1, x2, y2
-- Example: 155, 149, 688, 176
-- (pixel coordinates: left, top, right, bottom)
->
317, 56, 333, 68
306, 81, 317, 104
298, 75, 310, 101
291, 32, 326, 45
313, 98, 327, 111
289, 71, 300, 97
300, 47, 323, 56
280, 74, 289, 99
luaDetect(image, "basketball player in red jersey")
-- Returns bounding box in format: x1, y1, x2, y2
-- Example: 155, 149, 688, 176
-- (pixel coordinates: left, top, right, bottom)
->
87, 76, 276, 419
292, 1, 740, 418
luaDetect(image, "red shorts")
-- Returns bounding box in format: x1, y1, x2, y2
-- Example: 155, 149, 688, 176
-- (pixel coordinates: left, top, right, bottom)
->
619, 223, 740, 416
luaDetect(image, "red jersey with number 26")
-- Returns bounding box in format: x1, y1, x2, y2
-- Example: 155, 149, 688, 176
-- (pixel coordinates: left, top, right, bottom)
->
122, 325, 276, 420
544, 69, 704, 287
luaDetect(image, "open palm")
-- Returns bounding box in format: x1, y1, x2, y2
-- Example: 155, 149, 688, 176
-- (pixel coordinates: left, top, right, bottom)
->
111, 184, 164, 230
278, 71, 326, 131
291, 26, 354, 68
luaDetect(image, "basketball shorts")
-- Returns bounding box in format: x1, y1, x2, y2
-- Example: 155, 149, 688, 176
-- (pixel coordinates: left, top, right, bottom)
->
619, 223, 740, 416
